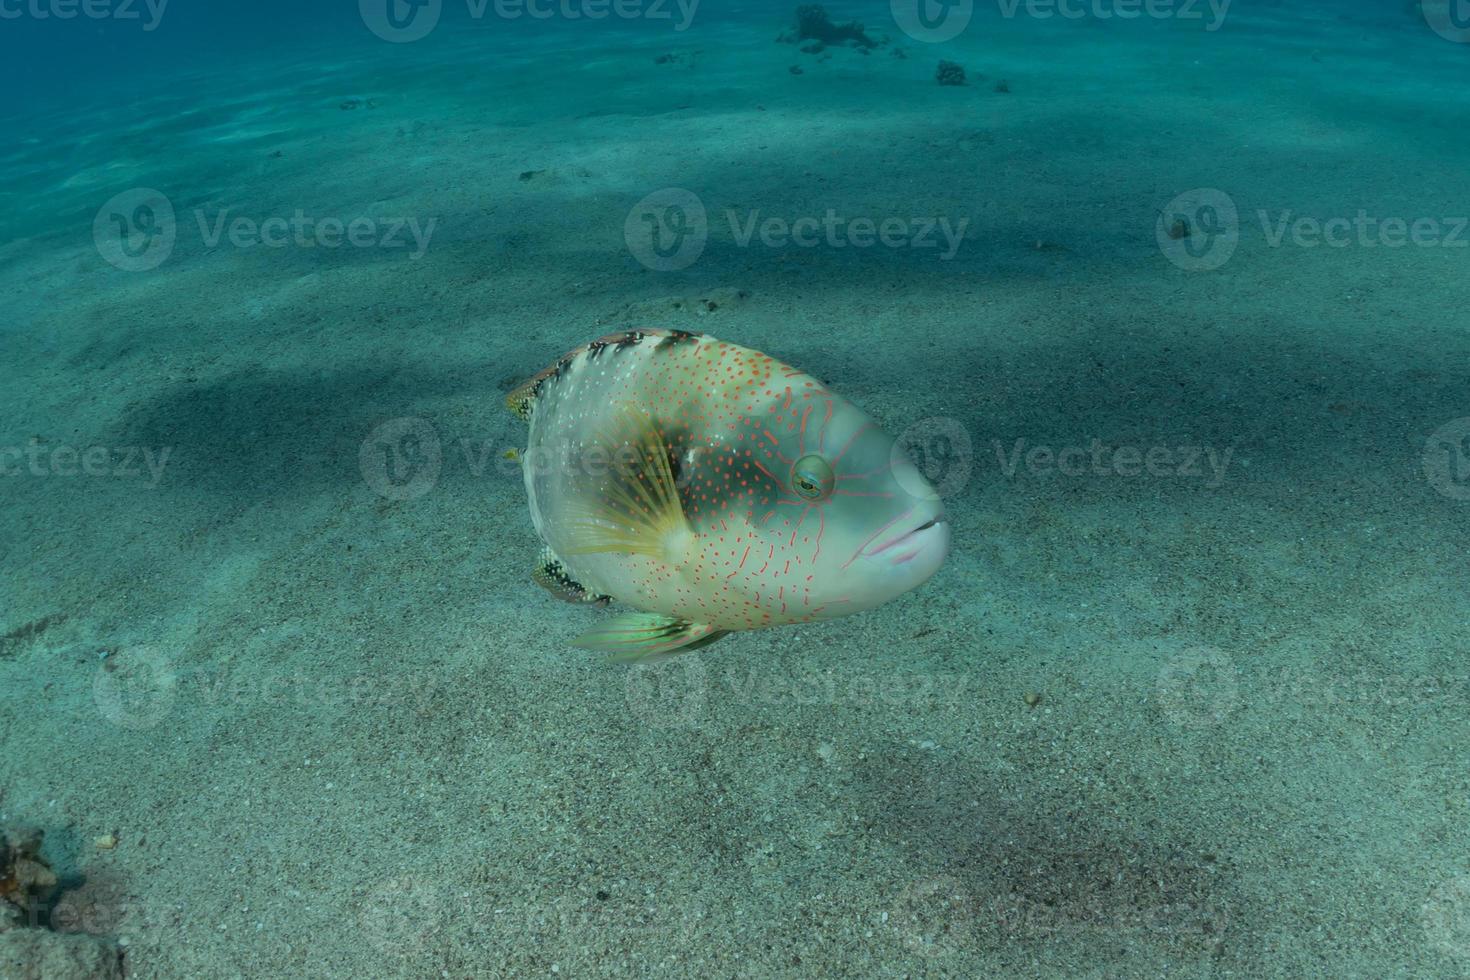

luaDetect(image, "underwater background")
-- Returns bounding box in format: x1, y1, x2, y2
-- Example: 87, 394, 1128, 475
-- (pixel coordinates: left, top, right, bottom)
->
2, 0, 1469, 976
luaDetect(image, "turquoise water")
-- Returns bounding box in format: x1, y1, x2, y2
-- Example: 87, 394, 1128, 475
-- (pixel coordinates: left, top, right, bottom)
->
2, 2, 1470, 977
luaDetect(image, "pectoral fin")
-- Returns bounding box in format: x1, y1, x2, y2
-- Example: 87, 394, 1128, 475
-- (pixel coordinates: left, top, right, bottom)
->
571, 614, 726, 662
561, 405, 694, 563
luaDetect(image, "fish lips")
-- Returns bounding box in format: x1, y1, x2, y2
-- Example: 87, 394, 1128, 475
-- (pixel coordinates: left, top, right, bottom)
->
862, 510, 950, 578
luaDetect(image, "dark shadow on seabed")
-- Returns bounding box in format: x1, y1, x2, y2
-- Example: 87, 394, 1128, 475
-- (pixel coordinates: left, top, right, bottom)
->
853, 748, 1238, 965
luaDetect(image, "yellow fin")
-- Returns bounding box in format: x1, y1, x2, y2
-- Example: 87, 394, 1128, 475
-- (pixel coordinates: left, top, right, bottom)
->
571, 614, 726, 662
562, 406, 693, 561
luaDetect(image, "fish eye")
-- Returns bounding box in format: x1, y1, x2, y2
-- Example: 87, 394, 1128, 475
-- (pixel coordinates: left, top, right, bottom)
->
791, 454, 834, 501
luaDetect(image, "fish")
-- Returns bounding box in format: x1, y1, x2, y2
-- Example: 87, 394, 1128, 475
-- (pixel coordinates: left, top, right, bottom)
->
507, 329, 950, 660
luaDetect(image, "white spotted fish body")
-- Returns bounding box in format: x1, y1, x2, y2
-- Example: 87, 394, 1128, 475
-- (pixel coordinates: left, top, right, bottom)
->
508, 330, 949, 659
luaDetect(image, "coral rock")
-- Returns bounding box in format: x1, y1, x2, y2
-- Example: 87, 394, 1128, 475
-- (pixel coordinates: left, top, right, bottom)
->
794, 5, 877, 50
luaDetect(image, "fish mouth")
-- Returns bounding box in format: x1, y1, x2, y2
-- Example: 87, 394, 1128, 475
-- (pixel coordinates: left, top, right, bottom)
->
866, 514, 948, 566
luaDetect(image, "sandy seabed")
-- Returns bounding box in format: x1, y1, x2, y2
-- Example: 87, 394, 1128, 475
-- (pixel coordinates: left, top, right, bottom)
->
3, 4, 1470, 977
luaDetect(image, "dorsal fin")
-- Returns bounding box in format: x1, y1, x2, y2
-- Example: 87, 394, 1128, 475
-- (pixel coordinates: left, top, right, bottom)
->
503, 330, 691, 422
505, 373, 545, 421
